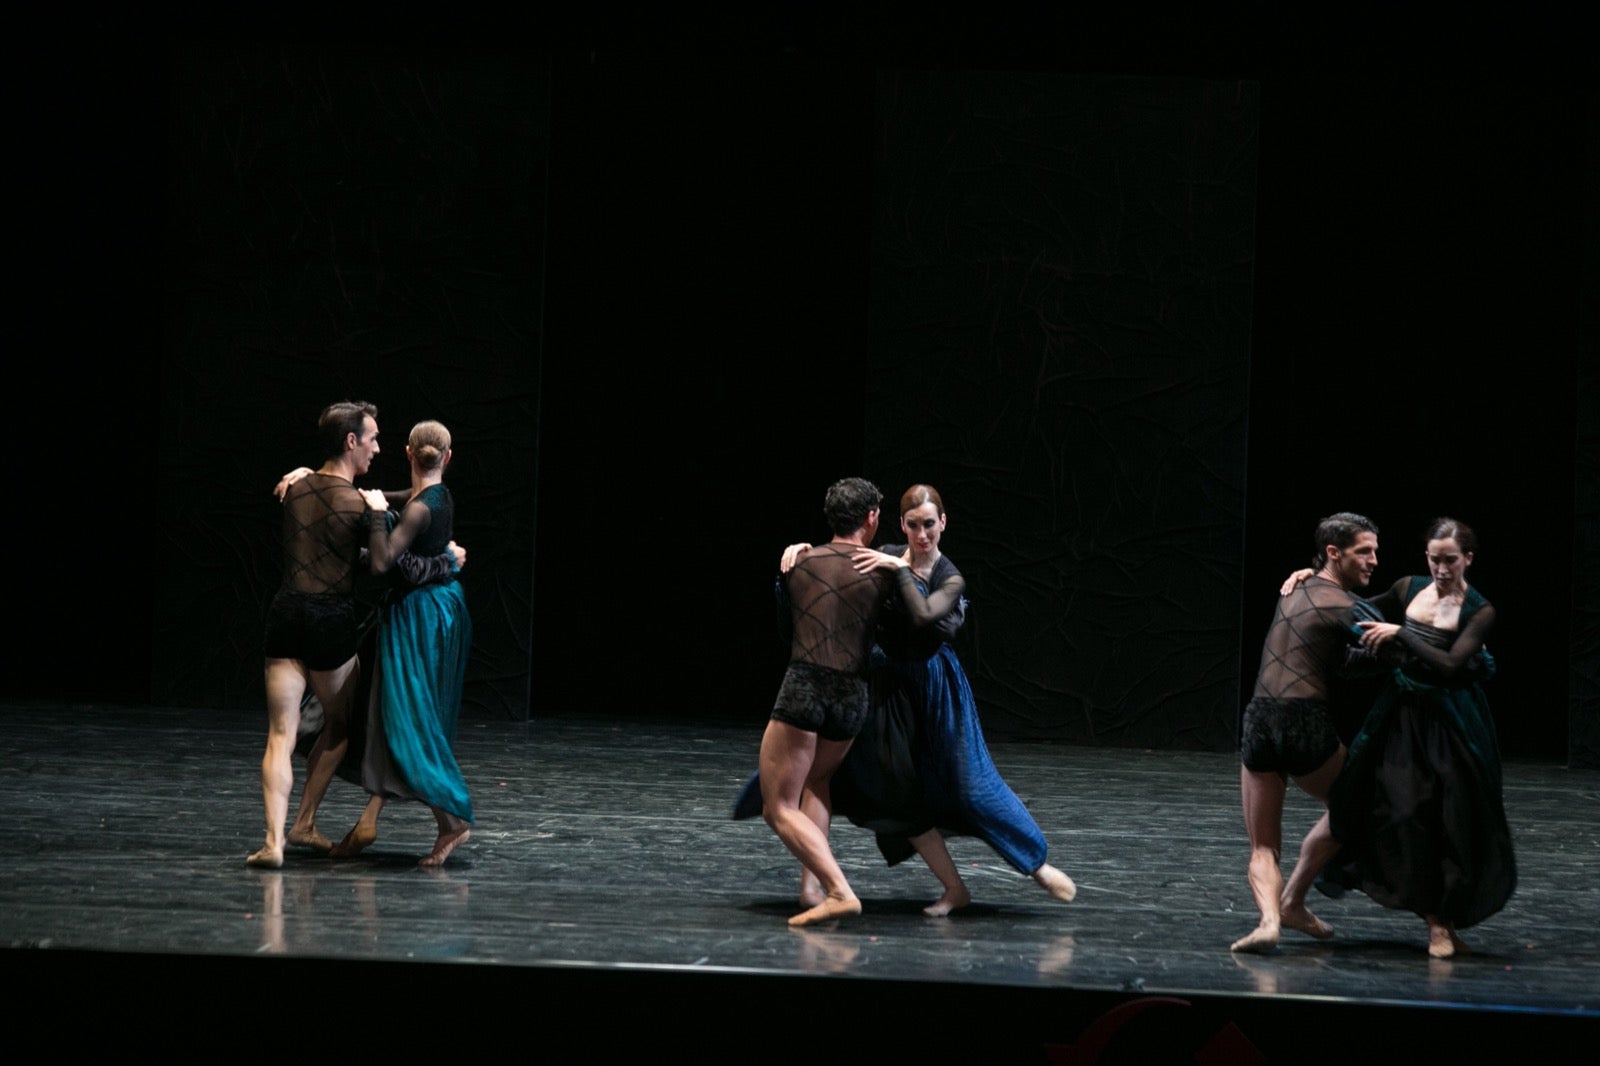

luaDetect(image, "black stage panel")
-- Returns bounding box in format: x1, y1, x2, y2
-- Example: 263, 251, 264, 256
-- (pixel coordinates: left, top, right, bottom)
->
2, 705, 1594, 1060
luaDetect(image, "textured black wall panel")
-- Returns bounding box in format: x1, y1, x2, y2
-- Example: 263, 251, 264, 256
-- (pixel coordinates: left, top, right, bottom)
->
866, 72, 1259, 749
156, 44, 547, 717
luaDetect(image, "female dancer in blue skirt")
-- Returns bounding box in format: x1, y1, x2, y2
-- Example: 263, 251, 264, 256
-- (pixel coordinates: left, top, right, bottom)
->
739, 484, 1075, 915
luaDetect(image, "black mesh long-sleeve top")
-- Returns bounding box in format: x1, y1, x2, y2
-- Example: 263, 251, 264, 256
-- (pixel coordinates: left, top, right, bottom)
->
279, 473, 369, 595
783, 543, 895, 677
1251, 574, 1365, 701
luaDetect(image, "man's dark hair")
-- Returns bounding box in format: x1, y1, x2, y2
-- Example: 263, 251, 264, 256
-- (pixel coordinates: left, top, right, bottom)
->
1312, 511, 1378, 570
823, 477, 882, 536
318, 401, 378, 460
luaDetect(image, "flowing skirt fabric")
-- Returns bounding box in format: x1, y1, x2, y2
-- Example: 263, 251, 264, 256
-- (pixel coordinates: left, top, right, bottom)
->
1324, 673, 1514, 928
735, 645, 1048, 876
359, 581, 474, 823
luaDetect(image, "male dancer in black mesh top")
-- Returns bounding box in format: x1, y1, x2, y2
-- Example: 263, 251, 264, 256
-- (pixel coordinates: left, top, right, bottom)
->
758, 478, 897, 926
1231, 512, 1380, 953
259, 419, 467, 870
248, 402, 384, 868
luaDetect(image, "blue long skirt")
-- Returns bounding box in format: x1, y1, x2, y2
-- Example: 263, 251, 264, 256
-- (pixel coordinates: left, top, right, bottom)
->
735, 644, 1048, 875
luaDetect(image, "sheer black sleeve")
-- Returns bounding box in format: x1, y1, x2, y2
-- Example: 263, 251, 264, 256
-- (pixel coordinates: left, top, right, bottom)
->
1339, 641, 1391, 678
892, 568, 967, 628
931, 593, 967, 641
1398, 603, 1497, 677
368, 498, 433, 575
392, 549, 458, 587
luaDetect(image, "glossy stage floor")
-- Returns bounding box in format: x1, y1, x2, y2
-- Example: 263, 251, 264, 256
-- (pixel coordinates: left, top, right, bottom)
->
2, 702, 1595, 1061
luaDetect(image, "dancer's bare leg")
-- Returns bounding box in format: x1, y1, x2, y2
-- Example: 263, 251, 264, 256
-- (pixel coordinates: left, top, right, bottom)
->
797, 785, 830, 908
909, 829, 971, 916
249, 659, 307, 867
287, 657, 359, 851
331, 794, 385, 858
758, 720, 860, 927
1279, 747, 1345, 939
1231, 765, 1286, 953
1278, 812, 1337, 939
1031, 862, 1077, 904
287, 730, 335, 853
421, 808, 471, 867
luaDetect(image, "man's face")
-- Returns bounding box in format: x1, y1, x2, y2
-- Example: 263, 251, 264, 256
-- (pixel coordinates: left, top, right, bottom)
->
1326, 530, 1378, 590
350, 416, 380, 475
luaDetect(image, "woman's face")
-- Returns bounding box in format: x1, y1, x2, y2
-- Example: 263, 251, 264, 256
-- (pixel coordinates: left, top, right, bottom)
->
901, 501, 946, 555
1426, 537, 1472, 590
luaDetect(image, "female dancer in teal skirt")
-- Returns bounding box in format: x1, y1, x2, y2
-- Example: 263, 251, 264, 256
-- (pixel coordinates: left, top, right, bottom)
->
337, 420, 475, 866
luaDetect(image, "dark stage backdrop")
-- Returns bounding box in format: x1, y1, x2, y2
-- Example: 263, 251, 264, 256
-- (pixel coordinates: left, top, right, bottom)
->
1242, 75, 1589, 765
155, 43, 547, 717
864, 72, 1259, 749
1573, 141, 1599, 771
13, 14, 1593, 765
527, 49, 872, 722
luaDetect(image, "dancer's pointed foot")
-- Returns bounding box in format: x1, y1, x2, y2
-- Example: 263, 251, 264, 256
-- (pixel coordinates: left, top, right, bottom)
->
788, 893, 861, 927
287, 827, 332, 853
1032, 863, 1077, 903
1280, 902, 1334, 940
330, 823, 377, 859
420, 826, 470, 867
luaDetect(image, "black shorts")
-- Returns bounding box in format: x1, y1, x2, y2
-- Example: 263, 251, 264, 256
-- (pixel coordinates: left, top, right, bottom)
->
263, 589, 364, 671
770, 662, 869, 742
1240, 697, 1341, 777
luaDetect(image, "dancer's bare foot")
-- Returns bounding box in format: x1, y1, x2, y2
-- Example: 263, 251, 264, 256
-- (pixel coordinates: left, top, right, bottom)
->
330, 823, 377, 859
923, 884, 972, 917
1427, 919, 1469, 959
420, 826, 470, 867
1230, 922, 1280, 954
287, 827, 332, 853
799, 870, 825, 909
246, 845, 284, 869
1279, 901, 1334, 940
788, 893, 861, 927
1032, 863, 1077, 903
